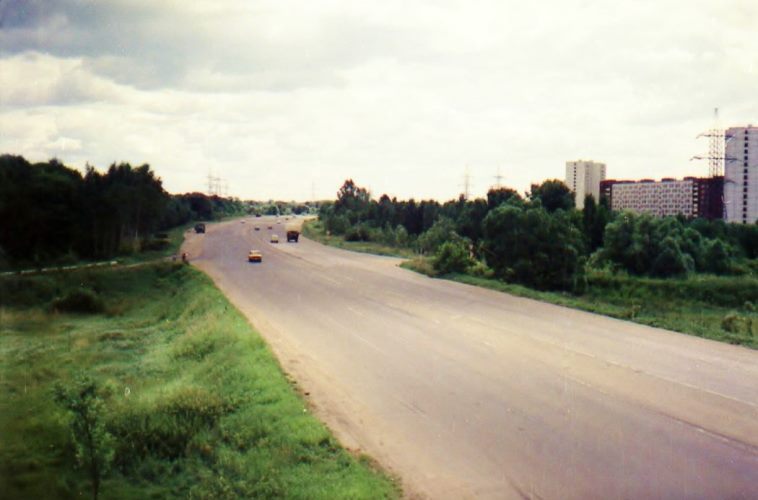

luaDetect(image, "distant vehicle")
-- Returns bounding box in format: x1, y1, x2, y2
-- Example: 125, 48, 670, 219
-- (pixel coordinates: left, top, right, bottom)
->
254, 226, 260, 231
240, 220, 245, 224
194, 223, 206, 234
286, 229, 299, 242
267, 225, 273, 230
255, 213, 261, 217
248, 250, 262, 263
270, 234, 279, 244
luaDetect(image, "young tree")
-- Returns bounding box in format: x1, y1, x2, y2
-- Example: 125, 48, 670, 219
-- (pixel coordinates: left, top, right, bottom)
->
53, 375, 114, 500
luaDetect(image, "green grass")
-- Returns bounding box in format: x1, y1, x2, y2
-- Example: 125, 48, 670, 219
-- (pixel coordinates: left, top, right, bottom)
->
302, 220, 416, 259
402, 258, 757, 348
0, 263, 399, 499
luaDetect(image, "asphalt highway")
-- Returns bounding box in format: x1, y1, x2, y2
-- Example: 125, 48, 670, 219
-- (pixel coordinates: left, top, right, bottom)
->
185, 217, 758, 499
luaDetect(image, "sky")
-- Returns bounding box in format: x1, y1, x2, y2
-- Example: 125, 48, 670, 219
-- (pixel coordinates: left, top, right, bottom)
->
1, 0, 757, 201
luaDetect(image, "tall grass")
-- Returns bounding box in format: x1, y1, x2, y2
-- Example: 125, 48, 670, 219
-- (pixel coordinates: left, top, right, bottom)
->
0, 263, 398, 499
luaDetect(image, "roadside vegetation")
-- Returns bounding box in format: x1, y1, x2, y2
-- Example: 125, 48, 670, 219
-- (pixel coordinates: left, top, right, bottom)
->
0, 263, 398, 499
0, 154, 322, 271
302, 220, 416, 259
312, 179, 758, 347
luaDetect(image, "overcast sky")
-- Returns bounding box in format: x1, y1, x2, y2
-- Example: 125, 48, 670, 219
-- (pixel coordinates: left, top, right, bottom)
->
1, 0, 756, 201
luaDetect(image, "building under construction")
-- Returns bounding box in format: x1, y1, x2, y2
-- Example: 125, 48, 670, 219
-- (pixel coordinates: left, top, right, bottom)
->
600, 176, 724, 219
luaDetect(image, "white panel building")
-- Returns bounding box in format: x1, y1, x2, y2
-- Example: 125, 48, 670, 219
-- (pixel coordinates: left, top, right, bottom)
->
565, 160, 606, 209
724, 125, 758, 224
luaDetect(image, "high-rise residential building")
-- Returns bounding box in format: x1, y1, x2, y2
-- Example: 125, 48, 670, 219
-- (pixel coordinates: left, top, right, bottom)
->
600, 177, 723, 219
565, 160, 606, 209
724, 125, 758, 224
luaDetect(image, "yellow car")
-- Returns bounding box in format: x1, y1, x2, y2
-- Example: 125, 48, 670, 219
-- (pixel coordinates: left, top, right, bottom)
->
270, 234, 279, 243
248, 250, 262, 263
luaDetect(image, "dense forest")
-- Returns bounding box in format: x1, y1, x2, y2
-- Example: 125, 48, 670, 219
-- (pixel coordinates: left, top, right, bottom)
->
319, 179, 758, 291
0, 155, 248, 267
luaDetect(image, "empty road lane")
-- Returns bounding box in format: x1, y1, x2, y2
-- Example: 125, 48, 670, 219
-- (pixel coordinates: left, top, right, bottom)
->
185, 218, 758, 499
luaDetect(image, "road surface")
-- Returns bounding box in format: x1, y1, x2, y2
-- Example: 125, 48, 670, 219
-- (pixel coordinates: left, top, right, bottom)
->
184, 217, 758, 499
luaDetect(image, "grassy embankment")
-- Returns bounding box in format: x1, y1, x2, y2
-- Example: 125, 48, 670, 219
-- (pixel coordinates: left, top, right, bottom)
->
403, 259, 757, 348
0, 263, 398, 499
304, 219, 756, 348
302, 220, 415, 259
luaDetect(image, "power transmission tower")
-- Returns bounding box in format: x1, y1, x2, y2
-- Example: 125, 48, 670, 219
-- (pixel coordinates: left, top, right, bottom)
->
207, 170, 226, 196
494, 166, 504, 189
691, 108, 727, 177
462, 166, 471, 200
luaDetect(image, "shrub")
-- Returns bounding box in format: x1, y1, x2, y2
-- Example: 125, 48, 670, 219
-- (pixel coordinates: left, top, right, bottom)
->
344, 223, 371, 242
721, 312, 741, 333
651, 236, 693, 278
703, 239, 733, 274
52, 289, 105, 314
433, 240, 472, 274
141, 238, 170, 251
468, 260, 494, 279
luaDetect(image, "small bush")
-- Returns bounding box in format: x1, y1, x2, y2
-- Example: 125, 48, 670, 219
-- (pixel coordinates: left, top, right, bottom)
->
52, 289, 105, 314
468, 260, 494, 279
721, 312, 741, 333
433, 240, 472, 274
141, 238, 170, 251
402, 257, 437, 277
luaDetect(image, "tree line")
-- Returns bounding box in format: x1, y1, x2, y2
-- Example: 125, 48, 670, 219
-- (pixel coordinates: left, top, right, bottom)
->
0, 155, 247, 267
319, 179, 758, 291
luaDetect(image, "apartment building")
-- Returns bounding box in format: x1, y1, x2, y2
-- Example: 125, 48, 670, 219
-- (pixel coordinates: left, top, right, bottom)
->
600, 177, 723, 219
724, 125, 758, 224
565, 160, 606, 209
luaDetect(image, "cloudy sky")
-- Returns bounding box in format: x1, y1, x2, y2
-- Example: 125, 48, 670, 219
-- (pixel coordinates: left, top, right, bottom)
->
1, 0, 756, 201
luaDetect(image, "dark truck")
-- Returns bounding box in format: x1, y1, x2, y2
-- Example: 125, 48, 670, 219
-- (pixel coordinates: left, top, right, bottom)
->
194, 223, 206, 234
286, 226, 299, 242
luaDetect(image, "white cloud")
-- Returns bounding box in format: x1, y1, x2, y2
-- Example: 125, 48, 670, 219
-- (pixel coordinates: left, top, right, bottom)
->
1, 0, 757, 200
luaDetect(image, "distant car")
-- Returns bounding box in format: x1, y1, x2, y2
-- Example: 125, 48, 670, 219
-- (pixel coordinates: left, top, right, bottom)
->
267, 225, 273, 230
248, 250, 262, 262
270, 234, 279, 243
194, 223, 206, 234
254, 226, 260, 231
240, 220, 245, 224
255, 214, 261, 217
